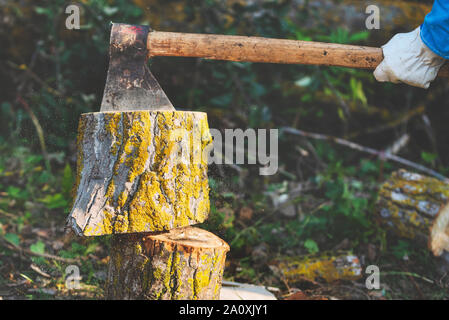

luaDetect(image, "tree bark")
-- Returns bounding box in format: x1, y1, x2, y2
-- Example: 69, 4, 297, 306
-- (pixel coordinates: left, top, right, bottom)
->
106, 226, 230, 300
376, 169, 449, 256
67, 111, 212, 236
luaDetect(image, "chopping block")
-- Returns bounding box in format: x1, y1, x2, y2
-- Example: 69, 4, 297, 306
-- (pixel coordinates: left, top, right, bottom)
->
66, 24, 229, 300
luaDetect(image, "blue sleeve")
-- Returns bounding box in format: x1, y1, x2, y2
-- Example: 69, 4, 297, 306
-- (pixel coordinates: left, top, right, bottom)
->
420, 0, 449, 59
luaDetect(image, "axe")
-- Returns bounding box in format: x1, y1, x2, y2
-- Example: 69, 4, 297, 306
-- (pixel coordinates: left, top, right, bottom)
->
101, 24, 449, 113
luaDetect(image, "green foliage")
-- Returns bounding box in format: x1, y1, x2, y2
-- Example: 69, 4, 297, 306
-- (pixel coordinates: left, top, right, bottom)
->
236, 258, 257, 281
30, 240, 45, 255
350, 77, 367, 106
316, 28, 370, 44
421, 151, 437, 165
392, 240, 411, 259
62, 163, 74, 199
59, 242, 98, 259
7, 186, 29, 200
39, 193, 68, 210
323, 175, 370, 227
316, 159, 373, 235
30, 240, 46, 264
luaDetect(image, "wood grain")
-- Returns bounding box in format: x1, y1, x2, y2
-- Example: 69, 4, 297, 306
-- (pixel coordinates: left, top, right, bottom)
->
147, 31, 449, 77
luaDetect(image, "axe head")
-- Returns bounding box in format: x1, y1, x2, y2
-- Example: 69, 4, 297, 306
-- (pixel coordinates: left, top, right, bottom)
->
100, 23, 174, 112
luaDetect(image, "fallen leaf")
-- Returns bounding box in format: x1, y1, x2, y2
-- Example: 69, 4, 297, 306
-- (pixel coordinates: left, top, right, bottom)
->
239, 206, 253, 221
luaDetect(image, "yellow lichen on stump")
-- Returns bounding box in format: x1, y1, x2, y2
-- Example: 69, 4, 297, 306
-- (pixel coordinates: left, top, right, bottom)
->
67, 111, 213, 236
376, 169, 449, 256
106, 226, 230, 300
275, 252, 362, 283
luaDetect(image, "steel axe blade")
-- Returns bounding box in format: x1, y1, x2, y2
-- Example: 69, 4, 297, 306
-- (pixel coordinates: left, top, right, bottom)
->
100, 23, 174, 112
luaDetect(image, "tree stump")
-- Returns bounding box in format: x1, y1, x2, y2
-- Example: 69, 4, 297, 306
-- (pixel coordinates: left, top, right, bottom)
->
67, 110, 230, 299
106, 226, 230, 300
376, 169, 449, 257
67, 111, 212, 236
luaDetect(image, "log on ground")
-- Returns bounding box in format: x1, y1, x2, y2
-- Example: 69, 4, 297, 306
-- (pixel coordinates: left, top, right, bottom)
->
274, 251, 362, 283
376, 169, 449, 256
106, 226, 230, 300
67, 110, 212, 236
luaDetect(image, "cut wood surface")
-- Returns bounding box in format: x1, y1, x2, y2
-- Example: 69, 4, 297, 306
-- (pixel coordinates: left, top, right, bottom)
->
377, 169, 449, 256
274, 252, 362, 283
147, 31, 449, 77
106, 226, 230, 300
67, 111, 212, 236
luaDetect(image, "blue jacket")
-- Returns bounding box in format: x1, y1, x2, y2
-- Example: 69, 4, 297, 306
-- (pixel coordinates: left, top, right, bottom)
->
421, 0, 449, 59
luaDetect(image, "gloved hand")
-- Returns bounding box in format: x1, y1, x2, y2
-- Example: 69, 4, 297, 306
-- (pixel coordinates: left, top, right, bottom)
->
373, 27, 446, 89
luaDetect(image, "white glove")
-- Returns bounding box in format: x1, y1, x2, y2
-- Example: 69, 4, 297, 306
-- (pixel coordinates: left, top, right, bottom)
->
373, 27, 446, 89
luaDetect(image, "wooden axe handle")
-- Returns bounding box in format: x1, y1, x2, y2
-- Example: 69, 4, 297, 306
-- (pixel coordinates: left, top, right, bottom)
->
148, 31, 449, 78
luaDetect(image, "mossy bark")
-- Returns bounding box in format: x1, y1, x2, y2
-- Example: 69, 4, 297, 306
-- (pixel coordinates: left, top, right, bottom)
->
106, 226, 230, 300
376, 170, 449, 257
275, 251, 362, 283
67, 111, 212, 236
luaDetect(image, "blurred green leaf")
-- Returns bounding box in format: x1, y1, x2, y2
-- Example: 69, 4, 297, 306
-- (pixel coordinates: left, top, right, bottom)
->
421, 151, 437, 164
34, 7, 52, 16
4, 233, 20, 246
348, 31, 370, 42
304, 239, 319, 254
360, 159, 378, 174
30, 241, 45, 255
350, 77, 367, 105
